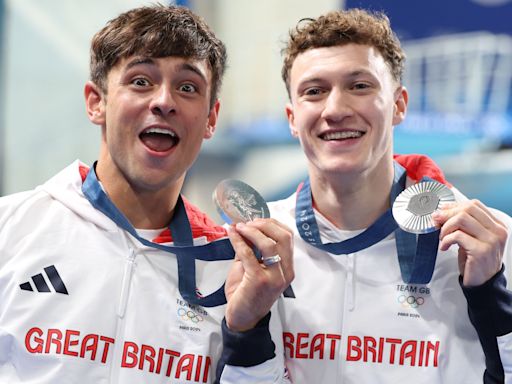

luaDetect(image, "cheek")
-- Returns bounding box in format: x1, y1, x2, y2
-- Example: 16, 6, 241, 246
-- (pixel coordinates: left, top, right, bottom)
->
104, 109, 131, 146
191, 110, 212, 137
360, 99, 393, 133
191, 112, 206, 127
296, 130, 315, 158
293, 104, 321, 130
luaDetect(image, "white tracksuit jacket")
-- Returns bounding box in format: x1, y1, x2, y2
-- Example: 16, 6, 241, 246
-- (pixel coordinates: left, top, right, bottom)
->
0, 161, 286, 384
260, 156, 512, 383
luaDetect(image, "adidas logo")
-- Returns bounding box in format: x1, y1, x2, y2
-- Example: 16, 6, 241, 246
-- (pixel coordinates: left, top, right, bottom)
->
19, 265, 68, 295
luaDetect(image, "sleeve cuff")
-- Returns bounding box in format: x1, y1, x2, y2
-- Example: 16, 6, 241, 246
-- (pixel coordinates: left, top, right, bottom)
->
220, 312, 276, 367
461, 265, 512, 336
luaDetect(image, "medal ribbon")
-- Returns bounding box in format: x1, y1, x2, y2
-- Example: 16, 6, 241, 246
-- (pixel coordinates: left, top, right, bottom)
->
82, 163, 233, 307
295, 161, 440, 284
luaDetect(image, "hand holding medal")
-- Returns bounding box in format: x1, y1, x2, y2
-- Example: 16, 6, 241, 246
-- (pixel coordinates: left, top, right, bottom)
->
213, 179, 294, 331
392, 179, 507, 287
213, 179, 280, 266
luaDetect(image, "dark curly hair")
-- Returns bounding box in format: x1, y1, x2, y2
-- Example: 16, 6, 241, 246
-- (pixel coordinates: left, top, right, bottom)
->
282, 8, 405, 97
90, 4, 227, 108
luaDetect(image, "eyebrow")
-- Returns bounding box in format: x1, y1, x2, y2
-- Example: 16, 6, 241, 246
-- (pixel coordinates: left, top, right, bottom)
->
124, 57, 208, 84
297, 69, 377, 87
177, 62, 208, 84
125, 56, 155, 70
345, 69, 374, 79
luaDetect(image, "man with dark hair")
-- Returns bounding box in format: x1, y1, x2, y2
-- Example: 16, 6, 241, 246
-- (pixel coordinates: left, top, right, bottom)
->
229, 8, 512, 383
0, 5, 293, 383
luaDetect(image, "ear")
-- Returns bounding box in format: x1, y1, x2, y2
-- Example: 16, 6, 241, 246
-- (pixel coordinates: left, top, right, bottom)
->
85, 81, 106, 126
204, 99, 220, 139
392, 85, 408, 126
285, 102, 299, 138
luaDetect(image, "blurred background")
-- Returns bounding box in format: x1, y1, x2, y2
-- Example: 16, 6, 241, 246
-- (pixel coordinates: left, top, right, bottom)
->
1, 0, 511, 222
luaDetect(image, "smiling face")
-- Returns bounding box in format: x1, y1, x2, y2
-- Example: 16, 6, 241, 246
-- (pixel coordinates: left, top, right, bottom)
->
286, 43, 407, 183
85, 55, 218, 196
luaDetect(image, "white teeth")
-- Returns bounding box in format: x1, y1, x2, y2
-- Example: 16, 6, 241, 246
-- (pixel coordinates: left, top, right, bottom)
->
322, 131, 363, 140
144, 127, 176, 136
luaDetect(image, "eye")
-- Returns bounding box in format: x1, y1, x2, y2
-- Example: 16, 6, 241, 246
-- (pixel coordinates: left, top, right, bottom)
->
304, 87, 323, 96
352, 82, 371, 90
179, 83, 197, 93
131, 77, 151, 87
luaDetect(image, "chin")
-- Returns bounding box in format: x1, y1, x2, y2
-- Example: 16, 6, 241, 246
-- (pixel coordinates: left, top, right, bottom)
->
324, 160, 365, 174
128, 168, 172, 189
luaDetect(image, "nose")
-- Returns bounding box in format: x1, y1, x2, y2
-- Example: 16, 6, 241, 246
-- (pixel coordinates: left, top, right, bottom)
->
320, 89, 352, 123
149, 86, 176, 116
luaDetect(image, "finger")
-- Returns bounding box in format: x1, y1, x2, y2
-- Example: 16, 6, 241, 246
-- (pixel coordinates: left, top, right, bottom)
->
237, 219, 294, 279
234, 222, 278, 258
434, 200, 504, 233
243, 219, 293, 257
261, 255, 283, 268
436, 204, 508, 251
438, 209, 492, 244
250, 217, 293, 233
227, 226, 264, 271
439, 227, 502, 271
471, 199, 508, 229
438, 228, 479, 252
447, 234, 502, 286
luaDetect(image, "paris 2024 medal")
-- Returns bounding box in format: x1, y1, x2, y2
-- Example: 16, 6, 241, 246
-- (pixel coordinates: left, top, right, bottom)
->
392, 180, 456, 234
213, 179, 270, 224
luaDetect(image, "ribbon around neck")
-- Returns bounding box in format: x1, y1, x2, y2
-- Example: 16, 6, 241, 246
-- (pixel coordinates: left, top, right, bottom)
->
82, 163, 234, 307
295, 161, 440, 284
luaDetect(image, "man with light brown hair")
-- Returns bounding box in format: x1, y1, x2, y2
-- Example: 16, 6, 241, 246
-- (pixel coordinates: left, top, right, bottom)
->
0, 4, 293, 383
245, 8, 512, 383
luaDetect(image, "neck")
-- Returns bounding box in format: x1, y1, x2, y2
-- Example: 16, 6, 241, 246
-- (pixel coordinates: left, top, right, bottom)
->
95, 166, 183, 230
309, 162, 395, 230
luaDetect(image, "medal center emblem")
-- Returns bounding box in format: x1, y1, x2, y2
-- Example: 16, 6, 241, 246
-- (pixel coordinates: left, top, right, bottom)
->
407, 191, 440, 216
393, 180, 455, 234
213, 179, 270, 224
227, 190, 264, 221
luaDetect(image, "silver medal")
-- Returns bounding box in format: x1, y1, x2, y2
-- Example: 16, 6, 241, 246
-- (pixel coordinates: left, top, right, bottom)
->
213, 179, 270, 224
392, 180, 455, 234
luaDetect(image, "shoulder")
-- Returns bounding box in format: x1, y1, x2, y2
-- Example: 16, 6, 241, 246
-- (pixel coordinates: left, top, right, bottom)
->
0, 189, 47, 229
0, 189, 37, 208
0, 161, 87, 237
0, 188, 54, 271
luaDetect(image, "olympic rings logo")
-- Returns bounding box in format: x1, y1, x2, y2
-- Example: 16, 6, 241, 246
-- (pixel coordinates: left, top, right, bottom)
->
177, 307, 204, 323
397, 295, 425, 308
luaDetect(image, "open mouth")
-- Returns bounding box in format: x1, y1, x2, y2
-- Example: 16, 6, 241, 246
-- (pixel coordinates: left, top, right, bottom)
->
139, 127, 180, 152
320, 130, 365, 141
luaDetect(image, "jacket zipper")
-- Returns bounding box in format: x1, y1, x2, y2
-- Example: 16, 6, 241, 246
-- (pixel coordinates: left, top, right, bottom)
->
118, 248, 136, 318
109, 244, 136, 383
